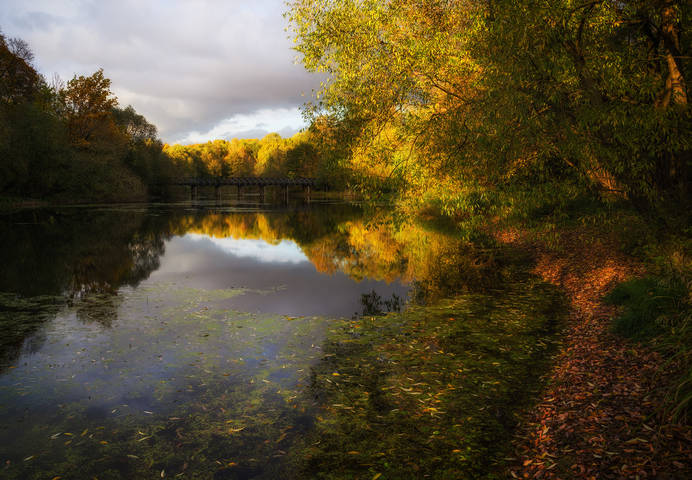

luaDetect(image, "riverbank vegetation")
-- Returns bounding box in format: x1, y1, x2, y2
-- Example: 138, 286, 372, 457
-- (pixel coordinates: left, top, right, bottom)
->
0, 32, 165, 202
284, 1, 692, 477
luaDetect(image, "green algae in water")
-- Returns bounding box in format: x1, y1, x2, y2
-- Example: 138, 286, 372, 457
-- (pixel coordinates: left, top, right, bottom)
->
292, 280, 565, 479
0, 283, 329, 479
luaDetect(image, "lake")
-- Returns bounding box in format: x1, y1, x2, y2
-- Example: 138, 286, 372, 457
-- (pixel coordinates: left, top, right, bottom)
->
0, 200, 564, 479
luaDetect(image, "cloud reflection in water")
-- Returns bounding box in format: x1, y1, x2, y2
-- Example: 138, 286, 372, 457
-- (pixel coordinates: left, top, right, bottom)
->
187, 234, 309, 264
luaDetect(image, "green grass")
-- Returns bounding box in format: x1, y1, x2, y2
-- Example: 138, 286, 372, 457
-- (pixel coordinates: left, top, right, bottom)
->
604, 277, 687, 341
605, 274, 692, 421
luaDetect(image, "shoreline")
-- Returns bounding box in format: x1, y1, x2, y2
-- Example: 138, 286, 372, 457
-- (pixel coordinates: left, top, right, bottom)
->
495, 227, 692, 478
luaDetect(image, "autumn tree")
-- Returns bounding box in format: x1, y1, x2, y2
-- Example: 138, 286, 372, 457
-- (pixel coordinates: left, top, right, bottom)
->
288, 0, 691, 207
255, 133, 287, 176
225, 139, 258, 176
59, 68, 122, 149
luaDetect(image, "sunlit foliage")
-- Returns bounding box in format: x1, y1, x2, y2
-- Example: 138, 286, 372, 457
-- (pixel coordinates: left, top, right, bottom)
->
288, 0, 691, 209
163, 129, 347, 187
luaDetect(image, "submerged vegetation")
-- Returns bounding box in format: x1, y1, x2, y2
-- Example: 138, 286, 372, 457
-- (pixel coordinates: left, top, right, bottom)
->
295, 278, 564, 479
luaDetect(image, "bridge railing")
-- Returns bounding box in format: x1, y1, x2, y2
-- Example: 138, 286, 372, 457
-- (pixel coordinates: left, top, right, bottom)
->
169, 177, 316, 187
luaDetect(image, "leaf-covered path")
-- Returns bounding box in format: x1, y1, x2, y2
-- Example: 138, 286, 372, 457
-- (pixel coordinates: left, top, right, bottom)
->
496, 229, 692, 479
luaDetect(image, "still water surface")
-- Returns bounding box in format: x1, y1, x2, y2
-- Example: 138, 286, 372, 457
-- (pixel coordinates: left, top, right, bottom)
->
0, 201, 410, 478
0, 201, 562, 479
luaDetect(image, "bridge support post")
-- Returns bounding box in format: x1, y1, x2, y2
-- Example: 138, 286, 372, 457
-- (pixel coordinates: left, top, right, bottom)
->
178, 177, 317, 204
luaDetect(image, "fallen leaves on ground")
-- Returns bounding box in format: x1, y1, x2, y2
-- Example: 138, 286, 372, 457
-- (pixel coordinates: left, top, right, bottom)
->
497, 228, 692, 479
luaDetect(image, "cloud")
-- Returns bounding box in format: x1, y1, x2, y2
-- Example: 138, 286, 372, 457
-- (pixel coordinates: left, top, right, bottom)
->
176, 107, 306, 144
0, 0, 318, 142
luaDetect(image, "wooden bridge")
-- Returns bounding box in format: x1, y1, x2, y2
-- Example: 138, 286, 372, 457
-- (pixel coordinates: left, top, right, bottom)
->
170, 177, 317, 201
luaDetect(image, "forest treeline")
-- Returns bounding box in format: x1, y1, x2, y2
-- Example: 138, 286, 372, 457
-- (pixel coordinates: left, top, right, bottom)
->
0, 31, 348, 203
162, 129, 346, 187
2, 2, 691, 210
288, 0, 691, 215
1, 32, 162, 202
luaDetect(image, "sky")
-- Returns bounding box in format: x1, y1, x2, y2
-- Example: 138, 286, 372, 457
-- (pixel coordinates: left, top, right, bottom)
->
0, 0, 318, 144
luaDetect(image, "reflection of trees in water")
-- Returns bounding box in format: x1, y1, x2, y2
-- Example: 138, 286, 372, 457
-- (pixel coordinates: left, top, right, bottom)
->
355, 289, 403, 318
0, 209, 169, 299
0, 203, 506, 372
0, 209, 170, 370
0, 293, 62, 369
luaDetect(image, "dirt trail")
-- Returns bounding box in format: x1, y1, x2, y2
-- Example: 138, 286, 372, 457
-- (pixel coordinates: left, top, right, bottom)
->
496, 228, 692, 479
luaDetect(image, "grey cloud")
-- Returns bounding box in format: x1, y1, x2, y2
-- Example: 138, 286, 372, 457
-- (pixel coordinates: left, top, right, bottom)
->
0, 0, 318, 142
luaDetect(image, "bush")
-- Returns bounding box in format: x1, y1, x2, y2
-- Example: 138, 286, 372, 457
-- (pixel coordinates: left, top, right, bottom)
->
606, 275, 692, 420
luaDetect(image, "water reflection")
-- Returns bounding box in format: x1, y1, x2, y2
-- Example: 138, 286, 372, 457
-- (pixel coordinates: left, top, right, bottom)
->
0, 203, 409, 369
192, 236, 309, 264
0, 202, 547, 479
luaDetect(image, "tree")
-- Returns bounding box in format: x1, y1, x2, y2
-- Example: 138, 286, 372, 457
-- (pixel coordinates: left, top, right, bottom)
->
288, 0, 691, 207
256, 133, 287, 176
225, 139, 258, 176
0, 32, 40, 104
59, 69, 121, 149
112, 105, 157, 142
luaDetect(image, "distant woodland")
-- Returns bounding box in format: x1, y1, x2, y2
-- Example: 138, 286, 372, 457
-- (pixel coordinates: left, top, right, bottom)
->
0, 32, 348, 203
